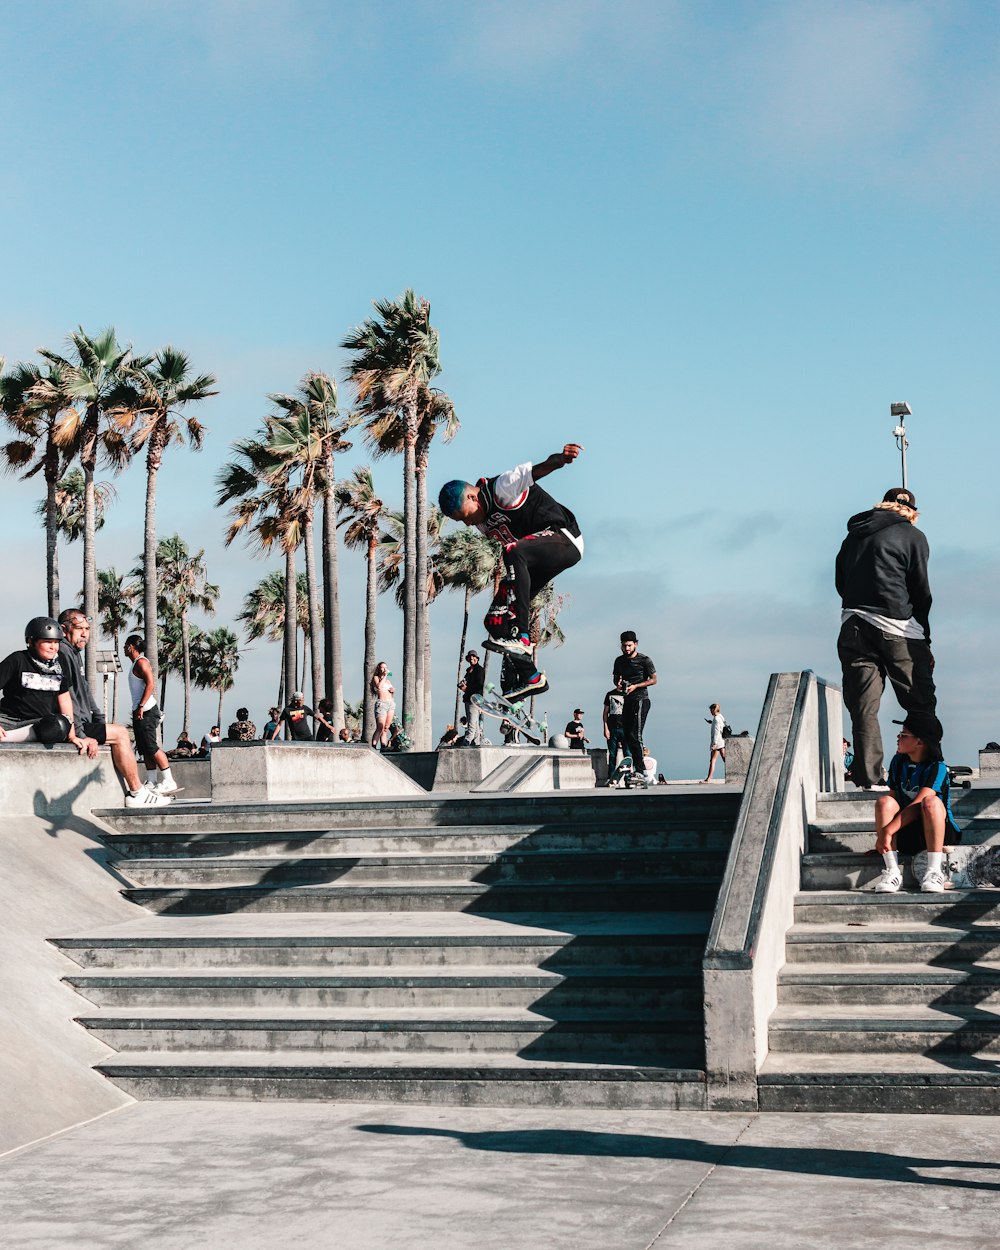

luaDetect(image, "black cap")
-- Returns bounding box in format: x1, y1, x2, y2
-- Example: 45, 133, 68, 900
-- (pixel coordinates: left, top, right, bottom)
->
893, 711, 944, 759
466, 650, 479, 660
883, 487, 917, 509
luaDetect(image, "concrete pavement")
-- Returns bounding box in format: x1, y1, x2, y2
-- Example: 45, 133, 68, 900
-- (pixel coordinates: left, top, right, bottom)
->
2, 1102, 999, 1249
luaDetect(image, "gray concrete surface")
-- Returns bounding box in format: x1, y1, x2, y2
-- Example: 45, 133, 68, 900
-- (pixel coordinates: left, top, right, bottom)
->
0, 743, 124, 816
210, 742, 428, 802
2, 1102, 999, 1249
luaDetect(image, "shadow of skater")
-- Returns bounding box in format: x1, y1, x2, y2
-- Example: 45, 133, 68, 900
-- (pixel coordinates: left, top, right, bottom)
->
33, 765, 109, 837
356, 1124, 1000, 1192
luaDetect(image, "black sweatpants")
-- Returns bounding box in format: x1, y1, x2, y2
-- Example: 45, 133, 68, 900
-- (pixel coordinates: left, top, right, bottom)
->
495, 529, 582, 684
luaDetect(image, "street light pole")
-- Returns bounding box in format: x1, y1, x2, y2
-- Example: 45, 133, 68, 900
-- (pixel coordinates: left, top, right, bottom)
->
891, 401, 912, 489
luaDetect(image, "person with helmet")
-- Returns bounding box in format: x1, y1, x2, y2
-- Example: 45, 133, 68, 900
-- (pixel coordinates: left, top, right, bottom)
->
438, 443, 583, 702
0, 617, 80, 747
58, 609, 171, 808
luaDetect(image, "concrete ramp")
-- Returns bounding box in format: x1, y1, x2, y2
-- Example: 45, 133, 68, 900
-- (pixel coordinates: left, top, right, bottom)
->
210, 743, 428, 803
472, 750, 596, 793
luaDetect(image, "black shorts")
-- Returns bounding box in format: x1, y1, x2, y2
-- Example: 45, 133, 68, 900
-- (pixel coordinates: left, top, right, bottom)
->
132, 707, 162, 757
82, 720, 108, 746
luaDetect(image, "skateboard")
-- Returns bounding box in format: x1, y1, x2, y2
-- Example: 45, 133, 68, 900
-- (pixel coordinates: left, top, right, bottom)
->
914, 842, 1000, 889
472, 685, 546, 745
607, 756, 648, 789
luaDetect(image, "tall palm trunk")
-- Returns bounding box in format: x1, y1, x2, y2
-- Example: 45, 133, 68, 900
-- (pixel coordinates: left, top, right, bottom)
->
303, 512, 323, 712
454, 586, 471, 725
44, 447, 60, 618
283, 548, 297, 714
362, 528, 378, 743
181, 612, 192, 734
402, 428, 418, 743
277, 638, 286, 712
322, 466, 345, 727
111, 630, 120, 722
81, 414, 99, 690
217, 687, 224, 729
415, 454, 432, 750
143, 435, 164, 693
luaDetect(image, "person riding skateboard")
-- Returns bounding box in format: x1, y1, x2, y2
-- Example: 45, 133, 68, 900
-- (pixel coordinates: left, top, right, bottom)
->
438, 444, 583, 701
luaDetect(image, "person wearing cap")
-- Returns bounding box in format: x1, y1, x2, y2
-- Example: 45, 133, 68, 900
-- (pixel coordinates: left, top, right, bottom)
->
457, 649, 485, 747
871, 710, 960, 894
613, 631, 658, 778
279, 690, 320, 742
836, 486, 936, 789
564, 709, 587, 750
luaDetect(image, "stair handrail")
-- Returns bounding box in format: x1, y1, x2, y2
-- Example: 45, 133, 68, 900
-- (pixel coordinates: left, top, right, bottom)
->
703, 670, 843, 1110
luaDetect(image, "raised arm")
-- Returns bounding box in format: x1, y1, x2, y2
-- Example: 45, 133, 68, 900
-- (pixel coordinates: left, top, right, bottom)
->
530, 444, 583, 482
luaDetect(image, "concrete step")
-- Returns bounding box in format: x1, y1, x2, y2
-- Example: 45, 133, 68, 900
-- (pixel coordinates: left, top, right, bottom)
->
784, 922, 1000, 965
52, 912, 712, 970
122, 879, 723, 914
99, 822, 734, 860
792, 889, 1000, 925
64, 965, 702, 1011
800, 852, 919, 890
77, 1005, 704, 1062
777, 963, 1000, 1006
93, 1049, 709, 1108
768, 1003, 1000, 1053
806, 826, 877, 854
758, 1052, 1000, 1113
94, 792, 742, 837
113, 849, 727, 889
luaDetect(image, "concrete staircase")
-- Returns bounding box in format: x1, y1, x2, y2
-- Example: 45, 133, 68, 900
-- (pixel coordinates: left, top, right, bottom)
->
760, 788, 1000, 1112
54, 791, 740, 1108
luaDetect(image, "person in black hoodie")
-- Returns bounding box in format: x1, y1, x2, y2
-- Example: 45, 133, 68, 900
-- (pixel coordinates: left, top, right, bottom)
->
836, 486, 937, 789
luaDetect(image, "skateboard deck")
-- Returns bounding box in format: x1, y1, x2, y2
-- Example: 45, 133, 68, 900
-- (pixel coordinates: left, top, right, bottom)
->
914, 842, 1000, 889
472, 686, 546, 742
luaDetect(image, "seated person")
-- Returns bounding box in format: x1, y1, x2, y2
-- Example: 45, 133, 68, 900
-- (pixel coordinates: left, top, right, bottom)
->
438, 725, 460, 748
169, 731, 197, 759
642, 747, 657, 783
872, 711, 960, 894
262, 707, 281, 742
227, 708, 257, 742
338, 727, 352, 743
315, 699, 335, 743
0, 617, 82, 748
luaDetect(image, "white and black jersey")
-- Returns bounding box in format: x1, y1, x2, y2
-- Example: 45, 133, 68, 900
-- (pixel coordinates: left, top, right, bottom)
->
0, 648, 70, 722
476, 462, 581, 547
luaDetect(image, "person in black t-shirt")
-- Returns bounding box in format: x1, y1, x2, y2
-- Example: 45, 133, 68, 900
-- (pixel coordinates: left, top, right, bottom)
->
602, 676, 627, 772
564, 709, 587, 750
279, 692, 317, 741
458, 649, 486, 745
439, 444, 583, 702
612, 630, 657, 775
0, 616, 80, 746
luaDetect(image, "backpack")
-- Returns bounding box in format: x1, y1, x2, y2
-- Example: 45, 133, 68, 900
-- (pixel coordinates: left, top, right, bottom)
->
721, 722, 733, 739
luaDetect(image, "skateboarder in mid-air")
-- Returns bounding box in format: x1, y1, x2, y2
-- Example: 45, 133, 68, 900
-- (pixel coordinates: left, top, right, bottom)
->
438, 444, 584, 701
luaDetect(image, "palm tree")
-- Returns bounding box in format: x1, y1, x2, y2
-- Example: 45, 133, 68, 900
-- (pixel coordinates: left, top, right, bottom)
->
118, 346, 217, 695
154, 535, 219, 734
335, 465, 387, 742
437, 527, 501, 724
40, 468, 115, 542
1, 359, 74, 616
40, 327, 142, 688
192, 627, 241, 728
267, 373, 358, 725
342, 291, 444, 749
218, 433, 303, 708
363, 383, 459, 747
237, 569, 309, 708
528, 583, 569, 719
96, 567, 135, 720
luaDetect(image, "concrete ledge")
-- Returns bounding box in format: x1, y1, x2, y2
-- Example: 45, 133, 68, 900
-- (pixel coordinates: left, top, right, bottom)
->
209, 743, 428, 802
980, 750, 1000, 775
0, 743, 124, 817
144, 757, 212, 800
722, 736, 754, 787
432, 746, 542, 791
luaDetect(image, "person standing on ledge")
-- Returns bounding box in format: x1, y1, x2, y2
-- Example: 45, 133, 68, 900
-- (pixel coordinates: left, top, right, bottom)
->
438, 444, 583, 702
612, 631, 657, 778
836, 486, 936, 791
123, 635, 181, 796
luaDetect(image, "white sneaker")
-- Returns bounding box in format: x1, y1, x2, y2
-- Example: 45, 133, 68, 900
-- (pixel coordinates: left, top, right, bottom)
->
873, 867, 902, 893
920, 868, 946, 893
125, 785, 172, 808
152, 780, 182, 796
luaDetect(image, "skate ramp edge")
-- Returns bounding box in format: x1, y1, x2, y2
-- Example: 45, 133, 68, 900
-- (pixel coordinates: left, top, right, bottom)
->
472, 750, 597, 793
209, 743, 429, 802
0, 811, 136, 1155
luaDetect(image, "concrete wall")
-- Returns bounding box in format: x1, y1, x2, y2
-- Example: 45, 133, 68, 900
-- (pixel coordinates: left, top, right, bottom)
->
703, 671, 843, 1110
209, 742, 428, 803
0, 743, 124, 818
0, 812, 136, 1154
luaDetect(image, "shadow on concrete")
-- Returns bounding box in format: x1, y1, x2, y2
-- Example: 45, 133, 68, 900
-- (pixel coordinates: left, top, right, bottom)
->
355, 1123, 1000, 1191
32, 766, 109, 836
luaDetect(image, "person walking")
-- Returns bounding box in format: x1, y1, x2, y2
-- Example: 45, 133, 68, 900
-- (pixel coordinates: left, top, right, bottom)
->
123, 635, 181, 796
602, 676, 627, 773
836, 486, 936, 790
612, 631, 657, 776
703, 703, 726, 782
370, 662, 396, 751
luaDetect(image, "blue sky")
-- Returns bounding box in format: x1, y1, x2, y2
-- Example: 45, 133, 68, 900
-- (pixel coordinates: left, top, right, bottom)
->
2, 1, 999, 776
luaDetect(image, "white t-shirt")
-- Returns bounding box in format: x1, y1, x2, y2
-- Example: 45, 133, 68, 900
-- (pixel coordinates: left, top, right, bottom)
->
491, 462, 585, 556
711, 712, 725, 749
841, 608, 925, 641
643, 755, 657, 782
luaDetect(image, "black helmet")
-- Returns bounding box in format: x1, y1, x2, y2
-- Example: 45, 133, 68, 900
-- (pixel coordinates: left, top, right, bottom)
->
25, 616, 62, 643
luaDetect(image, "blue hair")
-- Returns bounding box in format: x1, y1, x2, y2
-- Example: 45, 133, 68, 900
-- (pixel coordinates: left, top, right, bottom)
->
438, 480, 469, 518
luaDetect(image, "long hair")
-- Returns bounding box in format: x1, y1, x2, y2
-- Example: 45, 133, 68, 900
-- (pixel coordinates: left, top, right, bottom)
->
369, 661, 388, 695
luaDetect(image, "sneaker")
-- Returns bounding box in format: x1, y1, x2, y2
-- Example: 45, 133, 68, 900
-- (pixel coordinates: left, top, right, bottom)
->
503, 671, 548, 701
152, 780, 183, 796
873, 867, 903, 893
483, 634, 533, 657
125, 785, 172, 808
920, 868, 946, 893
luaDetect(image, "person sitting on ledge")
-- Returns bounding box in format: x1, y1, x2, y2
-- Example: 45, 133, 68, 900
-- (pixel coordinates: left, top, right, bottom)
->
168, 731, 197, 759
0, 617, 82, 749
871, 710, 960, 895
58, 608, 171, 808
227, 708, 257, 742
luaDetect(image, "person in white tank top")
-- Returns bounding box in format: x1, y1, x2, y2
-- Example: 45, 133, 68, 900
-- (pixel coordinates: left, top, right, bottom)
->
123, 635, 180, 796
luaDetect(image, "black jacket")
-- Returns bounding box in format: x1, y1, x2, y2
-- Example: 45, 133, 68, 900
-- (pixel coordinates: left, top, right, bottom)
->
836, 509, 932, 640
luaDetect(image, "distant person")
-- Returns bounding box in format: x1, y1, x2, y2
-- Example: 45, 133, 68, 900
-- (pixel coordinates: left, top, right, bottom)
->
564, 709, 587, 750
227, 708, 257, 742
836, 486, 936, 790
370, 661, 396, 751
57, 608, 169, 807
871, 711, 960, 895
123, 635, 180, 796
843, 738, 856, 785
168, 731, 197, 759
279, 692, 319, 741
703, 703, 726, 783
642, 746, 656, 784
315, 698, 335, 743
339, 727, 352, 743
438, 725, 460, 748
458, 649, 485, 746
262, 707, 281, 742
499, 718, 518, 745
612, 631, 657, 775
602, 676, 627, 772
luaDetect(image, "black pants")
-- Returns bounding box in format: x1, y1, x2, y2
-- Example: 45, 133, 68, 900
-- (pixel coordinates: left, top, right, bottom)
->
837, 615, 936, 788
493, 529, 582, 685
622, 697, 650, 772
